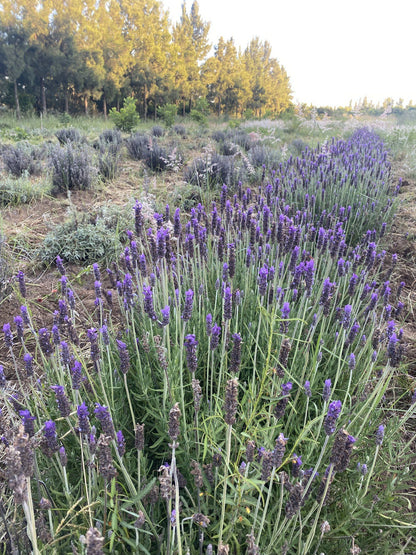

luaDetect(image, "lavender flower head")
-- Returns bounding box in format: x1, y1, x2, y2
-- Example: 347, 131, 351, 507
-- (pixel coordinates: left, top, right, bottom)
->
24, 353, 34, 377
324, 400, 342, 436
51, 385, 71, 417
77, 402, 91, 435
94, 404, 115, 438
210, 324, 221, 350
116, 430, 126, 457
17, 270, 26, 298
304, 380, 312, 398
116, 340, 130, 375
181, 289, 194, 321
3, 323, 13, 348
375, 424, 385, 446
184, 334, 198, 374
322, 379, 331, 402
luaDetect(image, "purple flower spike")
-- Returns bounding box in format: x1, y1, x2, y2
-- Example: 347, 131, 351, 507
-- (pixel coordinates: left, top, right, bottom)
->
38, 327, 52, 357
117, 340, 130, 375
230, 333, 242, 373
184, 334, 198, 374
14, 316, 24, 341
94, 404, 115, 438
210, 324, 221, 350
3, 323, 13, 349
322, 379, 331, 402
71, 360, 82, 390
56, 256, 66, 275
206, 314, 213, 337
51, 385, 71, 417
17, 270, 26, 298
376, 425, 384, 446
304, 380, 312, 398
324, 400, 342, 436
160, 306, 170, 327
24, 353, 34, 377
116, 430, 126, 457
20, 409, 36, 437
349, 353, 356, 370
182, 289, 194, 321
223, 287, 232, 321
281, 382, 292, 396
77, 402, 91, 435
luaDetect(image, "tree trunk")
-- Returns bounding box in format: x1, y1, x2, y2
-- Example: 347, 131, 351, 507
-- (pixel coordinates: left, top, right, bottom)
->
116, 97, 120, 111
13, 79, 21, 120
64, 89, 69, 113
103, 96, 107, 118
41, 77, 47, 116
84, 95, 88, 115
144, 84, 148, 121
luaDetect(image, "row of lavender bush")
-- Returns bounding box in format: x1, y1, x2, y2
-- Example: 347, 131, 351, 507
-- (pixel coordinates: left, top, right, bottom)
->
1, 129, 415, 554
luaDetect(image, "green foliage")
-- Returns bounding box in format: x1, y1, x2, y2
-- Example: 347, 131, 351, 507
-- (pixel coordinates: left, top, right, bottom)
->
157, 103, 177, 127
0, 174, 49, 205
190, 108, 207, 126
109, 97, 140, 132
38, 206, 130, 264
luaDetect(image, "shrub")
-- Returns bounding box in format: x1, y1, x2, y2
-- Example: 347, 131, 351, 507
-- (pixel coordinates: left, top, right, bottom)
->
97, 130, 122, 181
248, 145, 281, 170
157, 103, 177, 127
184, 152, 246, 189
190, 108, 207, 126
49, 143, 96, 195
126, 132, 149, 160
98, 128, 123, 147
98, 143, 121, 181
173, 124, 187, 138
0, 175, 49, 205
144, 139, 169, 171
2, 142, 42, 176
38, 206, 130, 264
55, 127, 84, 145
109, 97, 140, 132
151, 125, 164, 137
212, 130, 226, 143
218, 140, 239, 156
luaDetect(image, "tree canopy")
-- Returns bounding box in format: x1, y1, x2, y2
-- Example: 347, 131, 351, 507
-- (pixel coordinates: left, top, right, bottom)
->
0, 0, 292, 118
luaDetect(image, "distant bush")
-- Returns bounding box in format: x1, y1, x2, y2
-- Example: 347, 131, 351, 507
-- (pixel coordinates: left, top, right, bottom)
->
151, 125, 164, 137
109, 97, 140, 132
212, 130, 226, 143
144, 139, 169, 171
173, 124, 187, 138
184, 152, 245, 189
126, 132, 149, 160
97, 129, 122, 181
2, 142, 42, 176
218, 141, 239, 156
248, 145, 281, 170
98, 128, 123, 147
290, 138, 309, 155
190, 109, 207, 126
55, 127, 84, 145
157, 103, 177, 127
49, 143, 96, 195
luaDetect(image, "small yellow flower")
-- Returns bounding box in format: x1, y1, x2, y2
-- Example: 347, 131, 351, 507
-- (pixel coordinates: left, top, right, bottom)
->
245, 507, 250, 514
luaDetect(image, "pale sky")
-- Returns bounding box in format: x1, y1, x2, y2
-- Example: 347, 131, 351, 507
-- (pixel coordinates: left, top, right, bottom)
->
162, 0, 416, 108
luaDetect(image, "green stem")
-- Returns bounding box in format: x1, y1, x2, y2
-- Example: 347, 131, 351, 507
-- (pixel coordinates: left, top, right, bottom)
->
218, 424, 232, 547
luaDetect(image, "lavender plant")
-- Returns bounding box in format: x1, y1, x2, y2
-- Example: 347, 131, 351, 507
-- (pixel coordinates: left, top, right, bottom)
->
1, 128, 414, 554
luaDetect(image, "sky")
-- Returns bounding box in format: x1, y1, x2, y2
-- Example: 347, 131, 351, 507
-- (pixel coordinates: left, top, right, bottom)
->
161, 0, 416, 108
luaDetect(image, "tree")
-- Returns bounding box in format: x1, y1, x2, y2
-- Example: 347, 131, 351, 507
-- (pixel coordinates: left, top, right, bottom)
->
171, 1, 210, 114
0, 24, 29, 118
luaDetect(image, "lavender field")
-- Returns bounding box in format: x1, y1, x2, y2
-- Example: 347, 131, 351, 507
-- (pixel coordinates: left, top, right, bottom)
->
0, 117, 415, 554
